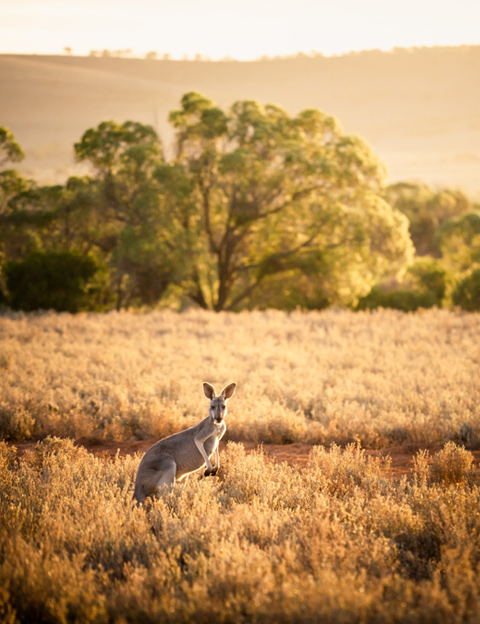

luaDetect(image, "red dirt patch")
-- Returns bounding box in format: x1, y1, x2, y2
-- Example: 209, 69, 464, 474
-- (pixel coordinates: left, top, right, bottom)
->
11, 438, 480, 478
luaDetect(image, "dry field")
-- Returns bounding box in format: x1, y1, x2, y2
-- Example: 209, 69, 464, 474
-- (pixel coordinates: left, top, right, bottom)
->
1, 309, 480, 622
1, 437, 480, 622
0, 308, 479, 448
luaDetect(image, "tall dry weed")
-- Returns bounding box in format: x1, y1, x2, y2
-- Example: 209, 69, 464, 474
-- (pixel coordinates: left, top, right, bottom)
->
1, 439, 480, 622
0, 309, 479, 448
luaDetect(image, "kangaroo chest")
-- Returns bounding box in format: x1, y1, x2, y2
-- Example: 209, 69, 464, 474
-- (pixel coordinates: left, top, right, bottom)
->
203, 423, 226, 455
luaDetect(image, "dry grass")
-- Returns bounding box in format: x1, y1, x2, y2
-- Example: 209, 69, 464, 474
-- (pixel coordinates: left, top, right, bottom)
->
1, 307, 479, 623
0, 308, 479, 448
1, 437, 480, 623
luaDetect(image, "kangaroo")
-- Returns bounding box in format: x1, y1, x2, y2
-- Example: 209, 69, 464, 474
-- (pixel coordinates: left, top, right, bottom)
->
133, 382, 236, 504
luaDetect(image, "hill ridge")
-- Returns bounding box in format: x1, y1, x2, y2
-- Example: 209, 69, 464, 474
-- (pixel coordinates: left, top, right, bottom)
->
1, 46, 479, 194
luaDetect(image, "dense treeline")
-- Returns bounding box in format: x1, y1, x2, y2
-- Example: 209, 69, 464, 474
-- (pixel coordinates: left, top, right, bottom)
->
0, 95, 479, 312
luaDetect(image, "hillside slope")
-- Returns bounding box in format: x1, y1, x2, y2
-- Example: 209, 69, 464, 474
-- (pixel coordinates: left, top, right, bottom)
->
1, 47, 479, 193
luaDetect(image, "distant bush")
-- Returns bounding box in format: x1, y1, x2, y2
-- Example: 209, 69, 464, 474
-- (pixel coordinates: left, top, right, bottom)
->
452, 268, 480, 311
384, 182, 471, 257
408, 257, 448, 301
4, 250, 99, 312
356, 286, 437, 312
357, 257, 448, 311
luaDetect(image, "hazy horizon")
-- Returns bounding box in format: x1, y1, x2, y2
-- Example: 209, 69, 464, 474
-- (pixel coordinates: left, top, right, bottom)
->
2, 0, 479, 60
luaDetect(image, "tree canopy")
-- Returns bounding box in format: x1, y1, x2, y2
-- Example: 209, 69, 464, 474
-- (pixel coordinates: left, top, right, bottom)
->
0, 127, 24, 168
0, 96, 422, 312
384, 182, 470, 257
161, 92, 413, 310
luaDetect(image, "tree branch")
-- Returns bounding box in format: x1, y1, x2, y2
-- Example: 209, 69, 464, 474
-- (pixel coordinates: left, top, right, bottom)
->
238, 232, 320, 275
198, 176, 219, 254
188, 267, 209, 309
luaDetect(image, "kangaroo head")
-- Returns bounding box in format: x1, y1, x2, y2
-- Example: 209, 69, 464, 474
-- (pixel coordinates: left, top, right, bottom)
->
203, 382, 236, 424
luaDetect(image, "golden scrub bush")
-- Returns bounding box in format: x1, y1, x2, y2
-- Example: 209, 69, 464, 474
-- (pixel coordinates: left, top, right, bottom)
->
0, 438, 479, 623
0, 308, 478, 447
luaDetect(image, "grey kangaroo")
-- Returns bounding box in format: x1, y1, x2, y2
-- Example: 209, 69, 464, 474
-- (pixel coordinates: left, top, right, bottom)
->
133, 382, 236, 504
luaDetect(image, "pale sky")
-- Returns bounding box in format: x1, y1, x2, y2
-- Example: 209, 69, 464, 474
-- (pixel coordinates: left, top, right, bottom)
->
1, 0, 479, 60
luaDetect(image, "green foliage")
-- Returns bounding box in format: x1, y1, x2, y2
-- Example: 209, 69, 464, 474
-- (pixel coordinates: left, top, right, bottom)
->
5, 250, 99, 312
357, 257, 448, 311
72, 120, 191, 309
407, 257, 448, 301
112, 224, 184, 307
0, 127, 24, 167
166, 91, 413, 310
0, 169, 32, 214
0, 170, 40, 271
452, 268, 480, 311
438, 212, 480, 273
74, 120, 163, 175
436, 212, 480, 309
357, 286, 436, 312
6, 109, 480, 312
385, 182, 471, 256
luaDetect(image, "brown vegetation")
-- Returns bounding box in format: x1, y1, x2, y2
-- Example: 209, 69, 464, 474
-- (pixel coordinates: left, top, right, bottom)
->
1, 308, 479, 448
1, 309, 480, 621
1, 437, 480, 622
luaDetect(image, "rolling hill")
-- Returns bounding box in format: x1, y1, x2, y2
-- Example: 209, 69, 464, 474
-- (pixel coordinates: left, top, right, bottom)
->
1, 46, 479, 195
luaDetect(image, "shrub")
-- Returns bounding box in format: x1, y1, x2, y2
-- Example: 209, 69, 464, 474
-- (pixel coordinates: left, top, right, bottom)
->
2, 439, 480, 623
356, 285, 438, 311
0, 308, 478, 447
452, 268, 480, 311
357, 257, 448, 311
306, 442, 391, 497
4, 250, 99, 312
412, 448, 431, 486
430, 441, 474, 485
0, 404, 35, 442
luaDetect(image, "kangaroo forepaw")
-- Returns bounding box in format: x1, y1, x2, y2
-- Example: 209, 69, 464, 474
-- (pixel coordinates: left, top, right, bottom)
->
204, 467, 219, 477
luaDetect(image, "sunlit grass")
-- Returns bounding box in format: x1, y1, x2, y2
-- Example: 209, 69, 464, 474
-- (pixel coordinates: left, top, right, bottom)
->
0, 308, 479, 448
1, 305, 479, 623
1, 438, 480, 622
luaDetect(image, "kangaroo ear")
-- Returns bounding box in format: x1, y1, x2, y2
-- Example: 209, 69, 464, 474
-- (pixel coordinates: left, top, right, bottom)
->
203, 382, 216, 400
221, 382, 236, 401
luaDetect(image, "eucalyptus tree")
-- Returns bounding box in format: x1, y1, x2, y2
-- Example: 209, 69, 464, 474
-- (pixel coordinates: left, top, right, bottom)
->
0, 128, 38, 273
0, 127, 24, 168
74, 120, 187, 308
438, 212, 480, 274
163, 92, 413, 310
385, 182, 470, 257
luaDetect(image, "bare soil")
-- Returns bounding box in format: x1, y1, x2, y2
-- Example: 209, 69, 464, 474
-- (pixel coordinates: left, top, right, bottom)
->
11, 438, 480, 478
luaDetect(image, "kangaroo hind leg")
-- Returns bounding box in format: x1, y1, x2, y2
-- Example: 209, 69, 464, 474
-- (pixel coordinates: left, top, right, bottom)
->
153, 455, 177, 496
